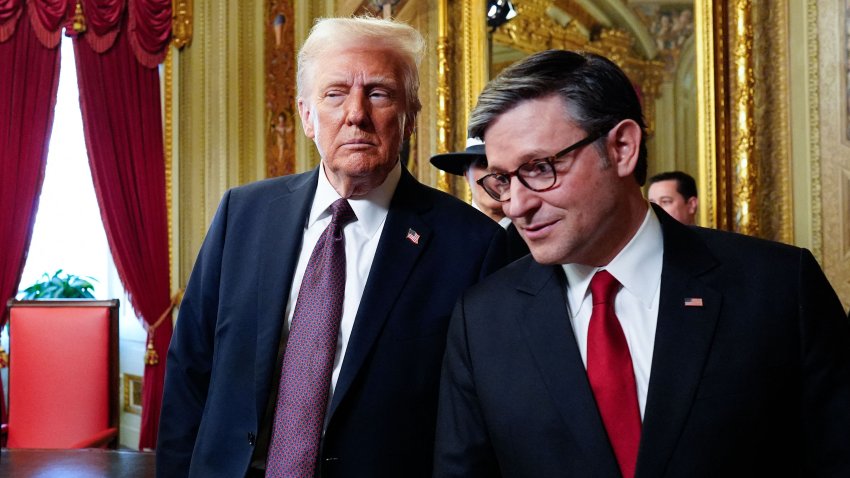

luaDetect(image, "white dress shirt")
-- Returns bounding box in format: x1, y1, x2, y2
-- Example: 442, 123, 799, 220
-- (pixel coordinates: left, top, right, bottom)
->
285, 161, 401, 400
561, 205, 663, 419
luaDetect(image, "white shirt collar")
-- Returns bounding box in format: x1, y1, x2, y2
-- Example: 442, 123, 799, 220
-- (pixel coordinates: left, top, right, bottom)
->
561, 204, 664, 317
309, 161, 401, 238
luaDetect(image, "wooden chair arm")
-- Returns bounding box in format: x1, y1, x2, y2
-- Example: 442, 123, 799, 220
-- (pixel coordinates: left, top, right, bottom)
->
68, 427, 118, 449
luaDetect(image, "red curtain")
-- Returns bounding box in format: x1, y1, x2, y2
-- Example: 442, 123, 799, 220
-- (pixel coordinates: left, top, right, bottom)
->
0, 0, 64, 427
74, 3, 171, 448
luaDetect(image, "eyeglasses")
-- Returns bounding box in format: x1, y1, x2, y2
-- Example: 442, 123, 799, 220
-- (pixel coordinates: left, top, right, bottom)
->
476, 130, 606, 202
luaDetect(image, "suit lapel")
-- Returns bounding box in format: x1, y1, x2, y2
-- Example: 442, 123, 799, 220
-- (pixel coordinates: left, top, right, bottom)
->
636, 208, 721, 477
515, 260, 622, 476
326, 169, 431, 421
254, 169, 319, 423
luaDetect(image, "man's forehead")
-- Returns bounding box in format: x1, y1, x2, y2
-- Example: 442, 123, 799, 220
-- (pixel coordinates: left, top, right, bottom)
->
648, 180, 682, 197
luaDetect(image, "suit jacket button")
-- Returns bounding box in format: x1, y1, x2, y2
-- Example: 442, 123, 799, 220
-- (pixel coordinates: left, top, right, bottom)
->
324, 457, 339, 462
247, 432, 256, 446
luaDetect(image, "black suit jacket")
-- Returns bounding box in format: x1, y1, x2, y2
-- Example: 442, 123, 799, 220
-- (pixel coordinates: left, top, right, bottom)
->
157, 167, 507, 477
435, 207, 850, 477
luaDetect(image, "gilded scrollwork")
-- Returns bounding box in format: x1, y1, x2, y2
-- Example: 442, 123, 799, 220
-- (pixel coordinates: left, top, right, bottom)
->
489, 1, 664, 133
752, 0, 792, 244
435, 0, 451, 193
808, 0, 822, 260
172, 0, 193, 50
730, 0, 757, 236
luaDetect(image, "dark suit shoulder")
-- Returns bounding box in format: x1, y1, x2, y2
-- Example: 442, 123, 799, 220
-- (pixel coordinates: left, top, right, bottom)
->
462, 255, 555, 301
227, 169, 316, 203
394, 178, 504, 249
411, 181, 501, 230
687, 225, 806, 271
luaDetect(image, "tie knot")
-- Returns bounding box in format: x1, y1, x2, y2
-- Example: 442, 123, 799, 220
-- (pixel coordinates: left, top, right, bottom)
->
590, 269, 620, 306
329, 198, 356, 227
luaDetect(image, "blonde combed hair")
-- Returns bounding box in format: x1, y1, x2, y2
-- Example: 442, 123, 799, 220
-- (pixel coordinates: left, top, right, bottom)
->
297, 16, 425, 117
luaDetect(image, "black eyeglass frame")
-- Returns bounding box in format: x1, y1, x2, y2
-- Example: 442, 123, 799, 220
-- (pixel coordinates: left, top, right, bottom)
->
476, 129, 608, 202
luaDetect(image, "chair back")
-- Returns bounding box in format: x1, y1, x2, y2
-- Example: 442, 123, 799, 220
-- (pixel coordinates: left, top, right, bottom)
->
5, 299, 119, 448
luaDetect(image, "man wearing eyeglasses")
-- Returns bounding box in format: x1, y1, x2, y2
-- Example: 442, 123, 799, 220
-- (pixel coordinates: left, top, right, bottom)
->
434, 50, 850, 477
430, 137, 530, 262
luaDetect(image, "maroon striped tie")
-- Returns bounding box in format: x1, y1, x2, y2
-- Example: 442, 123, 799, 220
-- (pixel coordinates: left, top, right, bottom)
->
586, 270, 642, 478
266, 198, 355, 477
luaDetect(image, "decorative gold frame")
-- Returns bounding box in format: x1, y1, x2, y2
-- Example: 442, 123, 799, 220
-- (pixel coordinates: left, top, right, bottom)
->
695, 0, 717, 229
123, 373, 144, 415
442, 0, 794, 238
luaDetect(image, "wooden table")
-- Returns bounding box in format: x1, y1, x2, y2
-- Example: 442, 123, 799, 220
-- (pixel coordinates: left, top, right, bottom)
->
0, 448, 155, 477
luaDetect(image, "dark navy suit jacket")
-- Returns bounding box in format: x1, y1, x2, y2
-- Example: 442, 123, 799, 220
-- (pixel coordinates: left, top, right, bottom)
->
157, 167, 506, 477
435, 206, 850, 477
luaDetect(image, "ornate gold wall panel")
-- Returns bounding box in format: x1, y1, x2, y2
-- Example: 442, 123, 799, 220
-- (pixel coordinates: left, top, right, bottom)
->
803, 0, 822, 260
729, 0, 757, 236
173, 0, 266, 286
751, 1, 792, 244
172, 0, 193, 49
265, 1, 297, 178
435, 0, 451, 192
818, 0, 850, 309
490, 1, 664, 133
695, 0, 717, 228
709, 0, 793, 244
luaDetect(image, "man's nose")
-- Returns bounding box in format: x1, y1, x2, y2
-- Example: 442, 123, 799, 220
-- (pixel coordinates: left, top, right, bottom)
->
504, 177, 538, 220
344, 91, 369, 127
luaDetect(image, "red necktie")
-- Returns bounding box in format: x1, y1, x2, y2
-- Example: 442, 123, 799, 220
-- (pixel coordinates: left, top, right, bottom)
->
586, 270, 641, 478
266, 198, 356, 477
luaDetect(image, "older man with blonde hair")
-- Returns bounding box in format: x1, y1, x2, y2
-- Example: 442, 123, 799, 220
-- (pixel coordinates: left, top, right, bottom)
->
157, 17, 506, 478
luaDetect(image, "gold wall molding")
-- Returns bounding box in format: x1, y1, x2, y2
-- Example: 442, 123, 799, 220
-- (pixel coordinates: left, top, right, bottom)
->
172, 0, 266, 286
172, 0, 193, 49
265, 1, 297, 178
435, 0, 451, 192
164, 48, 175, 291
708, 0, 794, 243
818, 0, 850, 308
805, 0, 822, 260
729, 0, 757, 236
751, 1, 792, 244
694, 0, 717, 229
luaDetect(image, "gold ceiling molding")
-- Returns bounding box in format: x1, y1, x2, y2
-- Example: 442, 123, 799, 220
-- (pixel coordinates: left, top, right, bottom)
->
172, 0, 193, 49
551, 0, 600, 32
490, 0, 664, 133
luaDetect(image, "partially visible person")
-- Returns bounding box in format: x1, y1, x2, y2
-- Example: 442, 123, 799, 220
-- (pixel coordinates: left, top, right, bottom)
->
647, 170, 698, 225
434, 49, 850, 477
157, 17, 506, 478
431, 138, 530, 261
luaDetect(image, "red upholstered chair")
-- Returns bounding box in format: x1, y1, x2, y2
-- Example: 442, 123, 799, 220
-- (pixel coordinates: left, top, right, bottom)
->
2, 299, 119, 449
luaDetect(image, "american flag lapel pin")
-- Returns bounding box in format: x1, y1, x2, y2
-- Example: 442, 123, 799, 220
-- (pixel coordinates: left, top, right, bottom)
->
684, 297, 704, 307
405, 228, 420, 245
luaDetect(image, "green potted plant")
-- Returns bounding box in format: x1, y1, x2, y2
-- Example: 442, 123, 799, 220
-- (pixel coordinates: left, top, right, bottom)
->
18, 269, 98, 299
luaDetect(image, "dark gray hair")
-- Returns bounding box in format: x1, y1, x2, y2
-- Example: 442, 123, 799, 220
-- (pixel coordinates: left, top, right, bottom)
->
469, 50, 648, 185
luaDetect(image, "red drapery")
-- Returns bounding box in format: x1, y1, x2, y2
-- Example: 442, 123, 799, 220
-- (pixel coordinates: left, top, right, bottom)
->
0, 0, 64, 427
74, 0, 171, 449
1, 0, 171, 447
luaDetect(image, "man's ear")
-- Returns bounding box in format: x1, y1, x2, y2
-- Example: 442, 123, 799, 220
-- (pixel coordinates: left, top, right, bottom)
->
403, 112, 416, 139
687, 196, 699, 215
606, 119, 641, 179
297, 98, 315, 139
